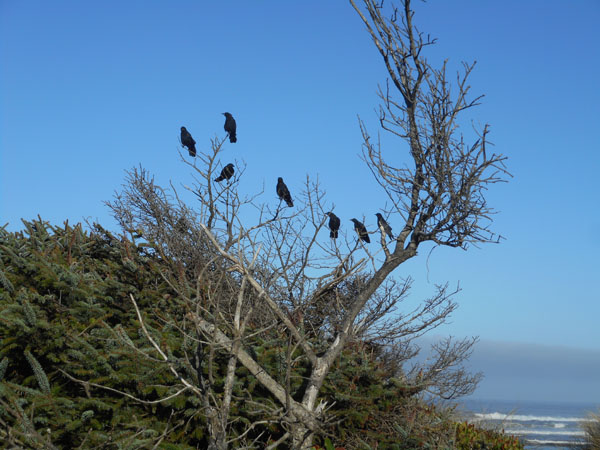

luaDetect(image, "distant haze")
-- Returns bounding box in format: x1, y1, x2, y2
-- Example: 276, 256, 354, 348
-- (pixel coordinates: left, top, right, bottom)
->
418, 338, 600, 404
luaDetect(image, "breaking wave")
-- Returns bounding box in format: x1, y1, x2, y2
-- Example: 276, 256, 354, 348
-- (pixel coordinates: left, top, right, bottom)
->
473, 412, 586, 423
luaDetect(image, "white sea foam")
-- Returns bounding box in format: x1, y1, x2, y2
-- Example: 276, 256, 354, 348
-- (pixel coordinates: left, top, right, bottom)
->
526, 439, 587, 446
505, 429, 586, 437
473, 412, 586, 423
553, 422, 566, 428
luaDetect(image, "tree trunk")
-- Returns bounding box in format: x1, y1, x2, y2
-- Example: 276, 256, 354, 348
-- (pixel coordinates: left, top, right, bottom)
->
290, 424, 313, 450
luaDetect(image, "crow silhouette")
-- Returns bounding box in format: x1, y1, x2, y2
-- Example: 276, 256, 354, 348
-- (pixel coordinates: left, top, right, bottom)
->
326, 212, 341, 239
223, 112, 237, 143
375, 213, 393, 240
350, 218, 370, 243
180, 127, 196, 157
276, 177, 293, 207
215, 163, 235, 182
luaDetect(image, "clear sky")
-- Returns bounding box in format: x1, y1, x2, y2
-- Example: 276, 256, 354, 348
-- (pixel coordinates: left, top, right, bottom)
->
1, 1, 599, 402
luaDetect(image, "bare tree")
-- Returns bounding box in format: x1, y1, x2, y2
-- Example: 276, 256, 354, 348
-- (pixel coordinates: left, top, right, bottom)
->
98, 0, 509, 448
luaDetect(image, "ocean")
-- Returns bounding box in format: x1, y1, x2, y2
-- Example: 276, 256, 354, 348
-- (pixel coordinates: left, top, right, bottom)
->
457, 398, 598, 449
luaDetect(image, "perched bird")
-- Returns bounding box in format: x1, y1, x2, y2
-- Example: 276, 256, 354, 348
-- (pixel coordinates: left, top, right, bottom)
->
215, 163, 235, 182
326, 212, 341, 239
180, 127, 197, 157
375, 213, 394, 240
276, 177, 293, 207
223, 112, 237, 143
350, 218, 370, 243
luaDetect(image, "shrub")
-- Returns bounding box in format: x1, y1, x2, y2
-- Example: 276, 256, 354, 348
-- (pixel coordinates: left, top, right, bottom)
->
583, 409, 600, 450
454, 421, 524, 450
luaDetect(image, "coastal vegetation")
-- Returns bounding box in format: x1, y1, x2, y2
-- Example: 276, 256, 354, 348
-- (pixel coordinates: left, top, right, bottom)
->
583, 410, 600, 449
0, 219, 523, 448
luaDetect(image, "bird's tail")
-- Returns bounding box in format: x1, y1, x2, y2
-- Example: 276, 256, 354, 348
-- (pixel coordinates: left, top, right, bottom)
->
229, 133, 237, 143
189, 146, 197, 157
330, 230, 338, 239
215, 175, 223, 182
286, 199, 294, 207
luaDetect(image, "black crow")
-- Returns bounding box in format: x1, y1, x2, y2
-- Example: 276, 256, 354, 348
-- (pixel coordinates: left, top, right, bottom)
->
215, 163, 235, 182
350, 218, 370, 243
375, 213, 393, 240
276, 177, 293, 207
223, 112, 237, 143
180, 127, 196, 157
326, 212, 340, 239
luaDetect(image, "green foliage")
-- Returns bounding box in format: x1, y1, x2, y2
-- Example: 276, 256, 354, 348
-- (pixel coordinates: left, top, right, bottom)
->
0, 219, 522, 449
0, 219, 205, 447
24, 350, 50, 394
454, 422, 524, 450
0, 265, 14, 293
0, 357, 8, 381
314, 437, 336, 450
312, 342, 524, 450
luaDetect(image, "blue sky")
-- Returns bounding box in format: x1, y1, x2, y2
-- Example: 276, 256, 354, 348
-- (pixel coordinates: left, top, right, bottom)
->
2, 1, 599, 402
